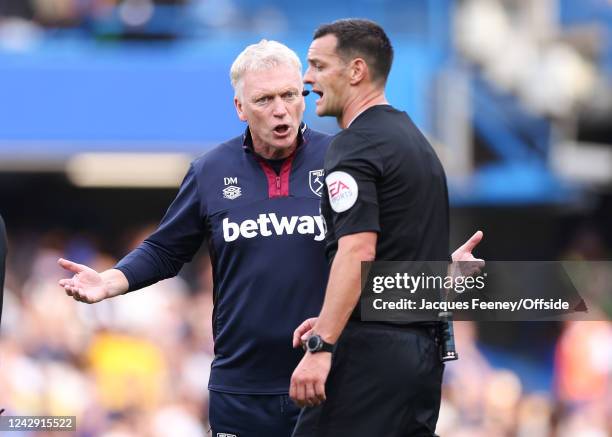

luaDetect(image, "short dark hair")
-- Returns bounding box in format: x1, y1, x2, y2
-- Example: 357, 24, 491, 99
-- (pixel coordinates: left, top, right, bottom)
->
313, 19, 394, 84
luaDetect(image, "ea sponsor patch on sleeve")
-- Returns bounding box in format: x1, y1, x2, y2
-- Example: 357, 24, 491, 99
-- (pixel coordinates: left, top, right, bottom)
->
325, 171, 358, 213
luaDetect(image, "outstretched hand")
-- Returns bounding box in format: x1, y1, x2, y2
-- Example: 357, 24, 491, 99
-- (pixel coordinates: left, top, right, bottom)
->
58, 258, 109, 304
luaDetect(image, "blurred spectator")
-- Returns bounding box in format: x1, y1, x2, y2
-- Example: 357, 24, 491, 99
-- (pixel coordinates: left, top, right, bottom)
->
87, 331, 167, 411
555, 321, 612, 404
0, 0, 36, 20
455, 0, 599, 119
439, 322, 528, 436
0, 0, 41, 51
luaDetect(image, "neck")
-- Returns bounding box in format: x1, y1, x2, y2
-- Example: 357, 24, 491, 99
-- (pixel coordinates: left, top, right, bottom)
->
251, 135, 298, 160
339, 86, 388, 129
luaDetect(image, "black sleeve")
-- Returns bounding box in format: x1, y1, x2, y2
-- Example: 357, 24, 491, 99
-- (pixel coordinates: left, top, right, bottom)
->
324, 131, 383, 240
115, 163, 208, 291
0, 214, 6, 328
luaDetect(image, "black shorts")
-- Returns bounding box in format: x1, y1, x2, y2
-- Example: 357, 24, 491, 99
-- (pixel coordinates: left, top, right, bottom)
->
209, 391, 300, 437
292, 322, 444, 437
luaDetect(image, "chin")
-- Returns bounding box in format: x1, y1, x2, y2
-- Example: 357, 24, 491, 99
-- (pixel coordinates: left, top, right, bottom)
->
318, 105, 338, 118
271, 141, 293, 150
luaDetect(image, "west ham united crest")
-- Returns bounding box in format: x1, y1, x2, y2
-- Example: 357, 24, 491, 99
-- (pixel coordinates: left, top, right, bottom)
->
309, 169, 325, 197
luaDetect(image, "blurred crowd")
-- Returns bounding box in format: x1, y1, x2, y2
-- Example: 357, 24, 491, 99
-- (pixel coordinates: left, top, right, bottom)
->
1, 227, 215, 436
0, 0, 188, 28
0, 0, 283, 45
0, 226, 610, 436
455, 0, 612, 121
440, 320, 611, 437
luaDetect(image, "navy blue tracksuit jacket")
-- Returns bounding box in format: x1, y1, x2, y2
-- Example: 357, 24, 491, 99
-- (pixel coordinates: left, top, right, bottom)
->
116, 125, 331, 394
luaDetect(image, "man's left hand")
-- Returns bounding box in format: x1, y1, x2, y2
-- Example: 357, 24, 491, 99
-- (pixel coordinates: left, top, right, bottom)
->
290, 351, 331, 407
451, 230, 485, 277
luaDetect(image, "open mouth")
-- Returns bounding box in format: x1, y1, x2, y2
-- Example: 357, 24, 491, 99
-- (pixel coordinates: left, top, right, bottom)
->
273, 124, 290, 135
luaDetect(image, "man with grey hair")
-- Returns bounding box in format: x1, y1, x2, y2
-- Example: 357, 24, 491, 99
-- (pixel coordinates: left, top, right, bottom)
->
58, 39, 483, 436
58, 39, 333, 436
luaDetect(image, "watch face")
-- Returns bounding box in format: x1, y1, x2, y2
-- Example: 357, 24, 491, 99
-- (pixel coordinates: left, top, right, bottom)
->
307, 335, 321, 352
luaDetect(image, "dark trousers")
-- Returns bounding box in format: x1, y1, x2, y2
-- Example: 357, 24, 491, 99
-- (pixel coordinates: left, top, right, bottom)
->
292, 322, 444, 437
209, 391, 300, 437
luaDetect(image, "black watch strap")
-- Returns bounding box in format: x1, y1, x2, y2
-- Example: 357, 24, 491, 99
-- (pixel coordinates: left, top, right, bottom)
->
306, 334, 334, 353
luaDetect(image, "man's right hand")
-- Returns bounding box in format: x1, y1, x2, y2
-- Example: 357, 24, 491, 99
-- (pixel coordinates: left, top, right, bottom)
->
292, 317, 318, 349
58, 258, 112, 304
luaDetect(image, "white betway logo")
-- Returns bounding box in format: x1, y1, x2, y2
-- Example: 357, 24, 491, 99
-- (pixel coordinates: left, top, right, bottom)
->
223, 213, 325, 242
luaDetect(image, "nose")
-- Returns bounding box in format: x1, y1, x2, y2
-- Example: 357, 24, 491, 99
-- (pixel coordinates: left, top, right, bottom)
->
271, 96, 288, 117
303, 67, 314, 85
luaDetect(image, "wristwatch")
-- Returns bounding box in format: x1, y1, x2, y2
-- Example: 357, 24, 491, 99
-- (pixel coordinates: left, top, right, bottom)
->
306, 334, 334, 353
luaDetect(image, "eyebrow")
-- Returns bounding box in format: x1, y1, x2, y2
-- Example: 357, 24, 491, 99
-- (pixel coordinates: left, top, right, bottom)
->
251, 87, 299, 99
308, 53, 342, 64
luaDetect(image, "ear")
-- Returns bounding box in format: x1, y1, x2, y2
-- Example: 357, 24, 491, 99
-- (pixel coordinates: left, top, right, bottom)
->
349, 58, 368, 85
234, 96, 247, 122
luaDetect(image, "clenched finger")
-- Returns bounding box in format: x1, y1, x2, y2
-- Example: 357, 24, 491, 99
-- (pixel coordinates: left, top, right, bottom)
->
315, 380, 326, 403
305, 383, 316, 407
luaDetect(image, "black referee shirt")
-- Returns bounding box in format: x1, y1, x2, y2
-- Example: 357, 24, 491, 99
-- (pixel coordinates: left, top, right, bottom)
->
322, 105, 450, 319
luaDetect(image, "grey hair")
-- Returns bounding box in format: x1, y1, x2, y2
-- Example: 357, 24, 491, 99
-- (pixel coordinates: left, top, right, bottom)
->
230, 39, 302, 100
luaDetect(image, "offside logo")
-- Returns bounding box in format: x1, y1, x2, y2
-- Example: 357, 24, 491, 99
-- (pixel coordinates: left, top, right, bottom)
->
223, 213, 325, 242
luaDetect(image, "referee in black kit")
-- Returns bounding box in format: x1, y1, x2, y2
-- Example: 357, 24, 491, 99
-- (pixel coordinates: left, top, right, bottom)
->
290, 19, 455, 436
